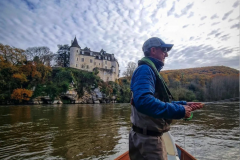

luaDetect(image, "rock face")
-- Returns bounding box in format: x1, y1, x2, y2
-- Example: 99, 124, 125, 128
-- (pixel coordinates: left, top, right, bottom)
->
28, 87, 116, 104
92, 88, 103, 104
68, 87, 117, 104
75, 90, 93, 104
30, 96, 62, 104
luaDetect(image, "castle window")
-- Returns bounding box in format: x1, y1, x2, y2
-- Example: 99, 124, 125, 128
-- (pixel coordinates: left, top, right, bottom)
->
81, 58, 84, 62
87, 65, 89, 69
77, 58, 78, 61
108, 57, 110, 60
105, 57, 107, 59
76, 64, 78, 67
82, 51, 84, 54
99, 63, 100, 65
94, 62, 96, 65
99, 56, 101, 59
81, 65, 84, 68
105, 61, 107, 64
107, 77, 109, 81
77, 50, 78, 53
105, 66, 107, 69
90, 59, 93, 63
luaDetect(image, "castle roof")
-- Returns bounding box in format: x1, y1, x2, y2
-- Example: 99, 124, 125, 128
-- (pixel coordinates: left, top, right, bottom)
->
70, 37, 80, 48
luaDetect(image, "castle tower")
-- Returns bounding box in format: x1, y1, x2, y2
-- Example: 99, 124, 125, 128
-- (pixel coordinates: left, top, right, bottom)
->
69, 37, 81, 68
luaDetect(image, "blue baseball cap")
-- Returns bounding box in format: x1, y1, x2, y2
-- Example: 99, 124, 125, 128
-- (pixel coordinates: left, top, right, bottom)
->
142, 37, 174, 53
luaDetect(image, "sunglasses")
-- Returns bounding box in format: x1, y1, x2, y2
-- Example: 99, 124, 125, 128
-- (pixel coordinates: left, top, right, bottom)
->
154, 47, 168, 53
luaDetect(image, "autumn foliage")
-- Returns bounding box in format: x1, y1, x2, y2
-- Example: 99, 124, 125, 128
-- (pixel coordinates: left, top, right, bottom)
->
12, 73, 28, 83
11, 88, 33, 102
1, 43, 239, 104
0, 43, 52, 103
160, 66, 239, 86
160, 66, 239, 101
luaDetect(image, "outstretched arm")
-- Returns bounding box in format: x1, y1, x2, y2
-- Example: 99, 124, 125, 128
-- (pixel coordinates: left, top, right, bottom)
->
131, 65, 186, 119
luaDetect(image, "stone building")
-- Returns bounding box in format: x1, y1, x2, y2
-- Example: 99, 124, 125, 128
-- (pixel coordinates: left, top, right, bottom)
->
69, 37, 119, 82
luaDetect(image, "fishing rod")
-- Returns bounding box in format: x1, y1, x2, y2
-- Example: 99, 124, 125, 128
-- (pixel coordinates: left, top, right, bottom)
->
182, 102, 204, 153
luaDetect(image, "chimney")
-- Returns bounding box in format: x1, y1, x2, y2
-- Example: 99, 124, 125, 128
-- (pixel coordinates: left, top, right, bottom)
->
111, 54, 114, 60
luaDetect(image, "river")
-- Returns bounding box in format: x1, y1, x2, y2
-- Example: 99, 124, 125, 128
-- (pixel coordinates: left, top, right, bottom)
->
0, 103, 239, 160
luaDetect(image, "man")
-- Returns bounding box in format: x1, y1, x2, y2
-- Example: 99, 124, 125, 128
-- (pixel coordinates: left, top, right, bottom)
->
129, 37, 203, 160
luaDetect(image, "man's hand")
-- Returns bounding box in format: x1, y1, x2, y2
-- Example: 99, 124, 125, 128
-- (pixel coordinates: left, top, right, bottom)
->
187, 102, 204, 111
183, 105, 192, 118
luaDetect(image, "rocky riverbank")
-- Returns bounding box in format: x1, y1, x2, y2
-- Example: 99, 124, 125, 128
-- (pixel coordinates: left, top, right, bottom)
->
29, 87, 117, 105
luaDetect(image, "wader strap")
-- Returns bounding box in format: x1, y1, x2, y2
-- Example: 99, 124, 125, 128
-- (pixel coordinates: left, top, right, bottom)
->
132, 124, 163, 137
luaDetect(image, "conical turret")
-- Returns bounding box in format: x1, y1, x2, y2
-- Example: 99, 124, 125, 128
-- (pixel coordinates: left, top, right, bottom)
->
70, 37, 80, 48
70, 36, 80, 68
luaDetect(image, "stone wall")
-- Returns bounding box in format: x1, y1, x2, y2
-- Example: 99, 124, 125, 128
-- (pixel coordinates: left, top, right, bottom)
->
70, 53, 119, 82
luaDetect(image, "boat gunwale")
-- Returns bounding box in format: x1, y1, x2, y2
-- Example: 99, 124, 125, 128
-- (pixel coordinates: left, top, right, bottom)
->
114, 144, 197, 160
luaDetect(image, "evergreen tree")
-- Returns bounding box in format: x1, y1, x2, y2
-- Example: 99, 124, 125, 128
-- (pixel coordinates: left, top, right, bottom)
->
55, 44, 70, 67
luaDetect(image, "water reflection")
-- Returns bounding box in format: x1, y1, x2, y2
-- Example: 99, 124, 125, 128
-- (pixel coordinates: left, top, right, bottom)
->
0, 104, 132, 159
171, 102, 240, 160
0, 102, 239, 160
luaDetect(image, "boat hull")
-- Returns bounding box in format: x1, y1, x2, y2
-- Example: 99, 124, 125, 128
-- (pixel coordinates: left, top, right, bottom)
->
114, 132, 197, 160
114, 145, 196, 160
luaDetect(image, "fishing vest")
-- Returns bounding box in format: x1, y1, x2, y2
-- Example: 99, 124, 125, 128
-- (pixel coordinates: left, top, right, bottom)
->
131, 57, 174, 133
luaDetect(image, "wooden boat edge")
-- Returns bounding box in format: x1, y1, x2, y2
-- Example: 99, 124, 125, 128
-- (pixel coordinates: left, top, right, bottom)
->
114, 144, 197, 160
176, 144, 197, 160
114, 151, 129, 160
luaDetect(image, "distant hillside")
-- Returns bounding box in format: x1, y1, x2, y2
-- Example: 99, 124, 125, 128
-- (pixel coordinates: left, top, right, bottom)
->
159, 66, 239, 101
161, 66, 238, 77
118, 66, 238, 101
160, 66, 239, 87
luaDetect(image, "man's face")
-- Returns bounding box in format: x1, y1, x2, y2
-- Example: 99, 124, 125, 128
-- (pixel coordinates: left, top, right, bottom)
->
150, 47, 168, 63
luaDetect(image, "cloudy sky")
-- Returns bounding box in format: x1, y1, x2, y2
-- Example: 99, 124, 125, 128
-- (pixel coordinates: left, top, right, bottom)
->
0, 0, 239, 74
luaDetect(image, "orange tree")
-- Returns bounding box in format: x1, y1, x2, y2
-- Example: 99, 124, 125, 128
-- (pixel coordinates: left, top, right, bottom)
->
11, 88, 33, 103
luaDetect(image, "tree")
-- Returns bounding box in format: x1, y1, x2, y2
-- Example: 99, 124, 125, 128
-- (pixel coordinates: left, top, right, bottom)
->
11, 88, 33, 102
123, 62, 137, 80
55, 44, 70, 67
24, 46, 55, 66
0, 43, 26, 65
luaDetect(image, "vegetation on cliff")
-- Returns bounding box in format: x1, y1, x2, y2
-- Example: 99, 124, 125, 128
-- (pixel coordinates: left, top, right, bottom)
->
0, 43, 130, 104
1, 43, 238, 104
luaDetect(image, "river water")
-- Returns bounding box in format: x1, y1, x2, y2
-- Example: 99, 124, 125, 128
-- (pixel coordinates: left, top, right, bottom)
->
0, 103, 239, 160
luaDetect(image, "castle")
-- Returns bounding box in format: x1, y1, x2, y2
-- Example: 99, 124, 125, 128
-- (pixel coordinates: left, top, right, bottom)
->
69, 37, 119, 82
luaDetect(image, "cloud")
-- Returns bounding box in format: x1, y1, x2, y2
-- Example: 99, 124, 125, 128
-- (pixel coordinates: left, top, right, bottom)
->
164, 45, 239, 70
232, 0, 239, 8
211, 14, 219, 19
167, 1, 175, 16
0, 0, 239, 75
174, 2, 194, 18
211, 22, 220, 26
219, 34, 231, 41
207, 29, 220, 36
180, 2, 194, 15
215, 33, 221, 37
230, 23, 240, 29
189, 36, 194, 40
187, 12, 194, 18
222, 10, 233, 20
200, 16, 207, 20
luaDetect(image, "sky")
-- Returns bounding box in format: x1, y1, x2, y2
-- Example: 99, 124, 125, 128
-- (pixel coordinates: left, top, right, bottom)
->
0, 0, 239, 75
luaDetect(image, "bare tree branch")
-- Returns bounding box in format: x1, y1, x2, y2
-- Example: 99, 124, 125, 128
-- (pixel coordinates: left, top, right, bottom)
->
123, 62, 137, 80
24, 46, 55, 66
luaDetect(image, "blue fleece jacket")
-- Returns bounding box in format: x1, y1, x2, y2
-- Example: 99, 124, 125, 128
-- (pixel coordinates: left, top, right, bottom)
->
130, 57, 186, 119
